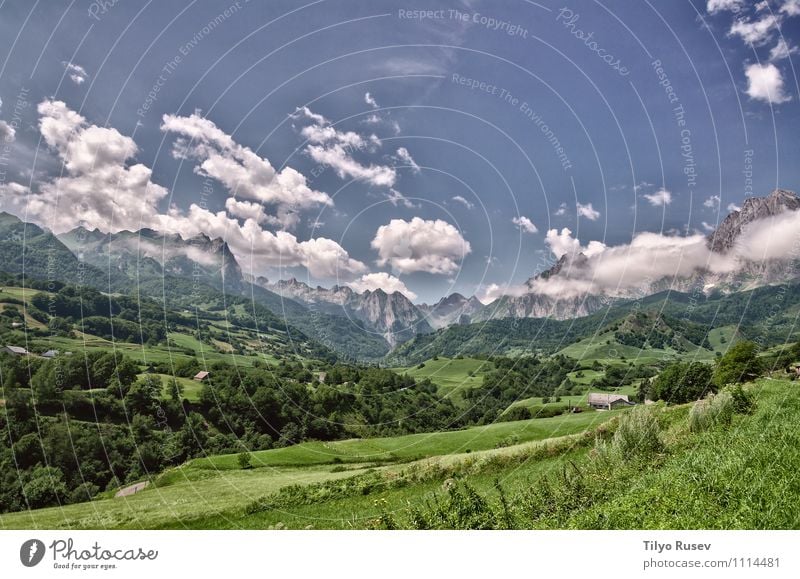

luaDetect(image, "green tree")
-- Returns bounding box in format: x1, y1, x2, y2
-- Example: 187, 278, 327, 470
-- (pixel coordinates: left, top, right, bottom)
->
650, 361, 714, 404
124, 375, 162, 415
713, 341, 763, 387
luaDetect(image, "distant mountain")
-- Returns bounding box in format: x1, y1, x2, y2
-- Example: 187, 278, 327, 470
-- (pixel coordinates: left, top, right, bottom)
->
418, 292, 485, 328
707, 189, 800, 253
59, 226, 243, 293
0, 212, 111, 288
266, 278, 432, 345
481, 189, 800, 322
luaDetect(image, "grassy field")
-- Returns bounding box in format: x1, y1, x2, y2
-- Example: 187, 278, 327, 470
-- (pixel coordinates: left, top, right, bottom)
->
139, 373, 204, 401
3, 378, 797, 529
0, 406, 624, 529
558, 331, 715, 365
393, 356, 492, 401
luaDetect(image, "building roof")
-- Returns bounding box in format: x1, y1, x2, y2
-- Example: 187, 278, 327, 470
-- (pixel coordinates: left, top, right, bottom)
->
193, 371, 210, 380
588, 393, 631, 405
4, 345, 29, 354
41, 349, 59, 358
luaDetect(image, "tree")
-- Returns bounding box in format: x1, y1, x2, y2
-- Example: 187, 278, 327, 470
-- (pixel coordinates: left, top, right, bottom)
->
22, 466, 68, 509
713, 341, 763, 387
650, 361, 714, 404
124, 375, 162, 415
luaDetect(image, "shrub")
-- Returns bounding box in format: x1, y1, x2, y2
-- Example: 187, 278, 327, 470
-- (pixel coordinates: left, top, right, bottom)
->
237, 452, 252, 469
612, 405, 664, 460
650, 361, 714, 403
724, 383, 756, 415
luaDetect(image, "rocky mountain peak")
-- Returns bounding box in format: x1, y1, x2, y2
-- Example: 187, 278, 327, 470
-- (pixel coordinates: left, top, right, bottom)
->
707, 189, 800, 253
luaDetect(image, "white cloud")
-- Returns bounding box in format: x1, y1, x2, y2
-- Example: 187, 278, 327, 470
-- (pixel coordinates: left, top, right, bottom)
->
372, 217, 471, 274
63, 61, 88, 85
5, 99, 169, 233
161, 110, 332, 229
781, 0, 800, 16
5, 99, 366, 281
293, 105, 398, 188
576, 201, 600, 220
727, 202, 742, 212
395, 147, 420, 172
707, 0, 745, 13
0, 120, 15, 142
364, 92, 379, 109
554, 202, 567, 216
512, 215, 538, 234
385, 188, 418, 208
703, 194, 721, 209
348, 272, 417, 300
729, 15, 779, 45
769, 38, 796, 60
701, 221, 716, 232
745, 62, 791, 104
643, 188, 673, 207
452, 195, 474, 210
225, 198, 268, 224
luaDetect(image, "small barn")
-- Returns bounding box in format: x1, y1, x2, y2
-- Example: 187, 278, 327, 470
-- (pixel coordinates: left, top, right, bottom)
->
3, 345, 29, 356
193, 371, 210, 382
40, 349, 59, 359
588, 393, 635, 410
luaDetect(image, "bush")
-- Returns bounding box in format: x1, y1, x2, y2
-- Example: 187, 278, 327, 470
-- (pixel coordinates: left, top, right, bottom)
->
689, 391, 734, 433
612, 406, 664, 460
724, 384, 756, 415
237, 452, 252, 469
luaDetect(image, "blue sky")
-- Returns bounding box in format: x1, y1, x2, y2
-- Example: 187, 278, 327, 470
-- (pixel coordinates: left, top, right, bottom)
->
0, 0, 798, 303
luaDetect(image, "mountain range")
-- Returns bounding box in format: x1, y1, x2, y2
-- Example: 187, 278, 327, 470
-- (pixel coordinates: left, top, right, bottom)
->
1, 188, 798, 360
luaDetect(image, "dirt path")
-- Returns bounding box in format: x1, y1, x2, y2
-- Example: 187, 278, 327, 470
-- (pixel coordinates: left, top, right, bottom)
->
114, 481, 149, 497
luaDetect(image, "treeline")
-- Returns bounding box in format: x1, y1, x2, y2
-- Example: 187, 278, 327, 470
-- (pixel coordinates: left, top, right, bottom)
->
0, 352, 461, 514
462, 355, 576, 423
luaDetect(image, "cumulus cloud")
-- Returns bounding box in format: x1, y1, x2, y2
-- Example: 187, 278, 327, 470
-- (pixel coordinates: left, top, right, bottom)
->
707, 0, 745, 13
512, 215, 538, 234
729, 14, 779, 45
554, 202, 567, 216
395, 147, 420, 172
452, 195, 474, 209
4, 99, 366, 280
643, 188, 673, 207
162, 110, 332, 230
701, 221, 716, 232
576, 201, 600, 220
371, 217, 471, 274
63, 61, 88, 85
292, 105, 398, 187
3, 99, 169, 233
745, 62, 791, 104
364, 92, 379, 109
781, 0, 800, 16
384, 188, 418, 208
727, 202, 742, 212
524, 210, 800, 299
703, 194, 721, 209
348, 272, 417, 299
0, 120, 15, 142
769, 38, 796, 60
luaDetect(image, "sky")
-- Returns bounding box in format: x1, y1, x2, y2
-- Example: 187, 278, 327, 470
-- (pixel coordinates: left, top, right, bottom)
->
0, 0, 798, 304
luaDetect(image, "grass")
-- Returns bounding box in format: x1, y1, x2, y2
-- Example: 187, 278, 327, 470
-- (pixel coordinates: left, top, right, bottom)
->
138, 373, 204, 402
707, 325, 738, 352
6, 376, 796, 530
393, 356, 492, 401
558, 331, 715, 365
0, 406, 624, 529
191, 408, 624, 470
